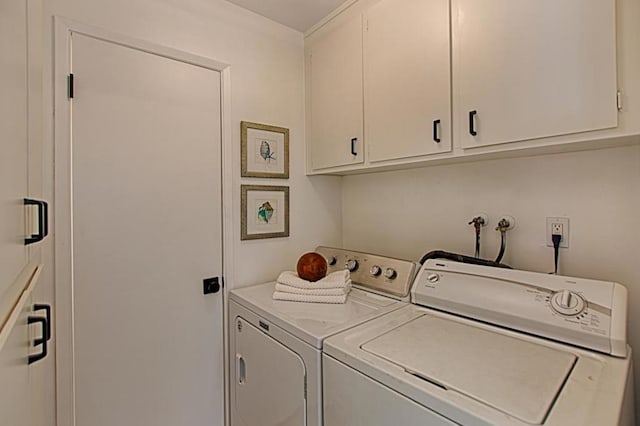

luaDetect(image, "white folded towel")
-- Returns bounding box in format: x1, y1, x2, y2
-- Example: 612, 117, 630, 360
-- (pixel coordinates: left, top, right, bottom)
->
273, 270, 351, 304
272, 291, 348, 304
276, 270, 351, 290
274, 281, 352, 296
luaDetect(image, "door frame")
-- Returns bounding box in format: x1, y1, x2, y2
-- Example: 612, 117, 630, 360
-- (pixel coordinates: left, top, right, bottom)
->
52, 17, 234, 426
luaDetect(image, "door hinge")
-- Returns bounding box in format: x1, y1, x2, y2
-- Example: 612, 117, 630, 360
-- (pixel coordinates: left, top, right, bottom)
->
68, 74, 74, 99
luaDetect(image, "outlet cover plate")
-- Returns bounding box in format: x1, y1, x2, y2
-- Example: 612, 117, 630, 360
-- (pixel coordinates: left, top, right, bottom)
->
546, 217, 569, 248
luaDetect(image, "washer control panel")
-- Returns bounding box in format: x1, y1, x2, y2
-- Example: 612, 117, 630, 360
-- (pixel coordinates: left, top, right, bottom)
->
316, 246, 418, 300
549, 290, 586, 316
412, 260, 629, 357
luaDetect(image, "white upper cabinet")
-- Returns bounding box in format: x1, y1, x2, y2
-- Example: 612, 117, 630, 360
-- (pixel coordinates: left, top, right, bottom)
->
308, 13, 364, 170
305, 0, 637, 174
365, 0, 451, 162
453, 0, 618, 148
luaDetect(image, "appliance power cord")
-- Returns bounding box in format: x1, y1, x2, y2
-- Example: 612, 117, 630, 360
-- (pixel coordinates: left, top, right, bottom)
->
552, 233, 562, 274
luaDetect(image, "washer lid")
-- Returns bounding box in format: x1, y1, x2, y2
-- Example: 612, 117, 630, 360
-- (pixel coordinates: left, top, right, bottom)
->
362, 315, 577, 424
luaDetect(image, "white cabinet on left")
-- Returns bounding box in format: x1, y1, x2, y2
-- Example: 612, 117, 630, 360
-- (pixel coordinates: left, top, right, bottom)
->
0, 0, 46, 309
0, 268, 49, 426
0, 291, 32, 426
0, 0, 51, 423
0, 0, 30, 302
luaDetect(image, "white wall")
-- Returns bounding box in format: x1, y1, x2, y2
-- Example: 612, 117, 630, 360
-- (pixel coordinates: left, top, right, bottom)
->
343, 144, 640, 408
42, 0, 342, 289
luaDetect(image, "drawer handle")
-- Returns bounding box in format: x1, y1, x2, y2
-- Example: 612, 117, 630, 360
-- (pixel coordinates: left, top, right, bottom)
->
433, 119, 441, 143
469, 110, 478, 136
24, 199, 49, 245
33, 304, 52, 341
350, 138, 358, 156
28, 316, 48, 364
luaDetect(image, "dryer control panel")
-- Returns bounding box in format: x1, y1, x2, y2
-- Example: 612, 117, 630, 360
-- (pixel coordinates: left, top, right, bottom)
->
316, 247, 418, 300
412, 260, 628, 357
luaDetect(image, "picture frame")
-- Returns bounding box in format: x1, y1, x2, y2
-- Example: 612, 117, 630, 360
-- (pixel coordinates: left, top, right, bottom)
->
241, 185, 290, 240
241, 121, 289, 179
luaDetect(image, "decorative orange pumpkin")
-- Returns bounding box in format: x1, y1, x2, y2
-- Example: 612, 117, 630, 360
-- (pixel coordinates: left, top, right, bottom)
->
296, 252, 328, 282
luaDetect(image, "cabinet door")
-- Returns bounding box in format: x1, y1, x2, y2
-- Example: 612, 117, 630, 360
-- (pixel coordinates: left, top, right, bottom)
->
309, 14, 364, 170
30, 283, 55, 426
365, 0, 451, 162
0, 0, 29, 301
26, 0, 44, 267
453, 0, 617, 148
0, 293, 32, 426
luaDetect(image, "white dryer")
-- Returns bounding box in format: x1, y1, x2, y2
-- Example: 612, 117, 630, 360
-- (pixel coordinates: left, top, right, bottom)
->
323, 260, 635, 426
228, 247, 419, 426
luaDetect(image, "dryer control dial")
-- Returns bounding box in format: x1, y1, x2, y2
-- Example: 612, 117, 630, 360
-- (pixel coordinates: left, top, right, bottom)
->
369, 265, 382, 276
550, 290, 586, 316
384, 268, 397, 280
326, 256, 337, 266
345, 259, 359, 272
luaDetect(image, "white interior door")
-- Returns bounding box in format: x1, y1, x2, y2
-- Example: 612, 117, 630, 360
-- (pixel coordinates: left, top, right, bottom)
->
69, 33, 224, 426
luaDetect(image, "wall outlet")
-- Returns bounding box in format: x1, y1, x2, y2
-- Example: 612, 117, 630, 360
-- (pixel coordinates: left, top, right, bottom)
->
546, 217, 569, 248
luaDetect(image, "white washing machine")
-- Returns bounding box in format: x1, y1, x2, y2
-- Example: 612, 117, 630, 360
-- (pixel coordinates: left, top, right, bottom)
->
323, 259, 635, 426
228, 247, 419, 426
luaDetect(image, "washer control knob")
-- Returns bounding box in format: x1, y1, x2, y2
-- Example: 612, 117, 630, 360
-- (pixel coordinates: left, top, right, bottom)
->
384, 268, 397, 280
369, 265, 382, 276
326, 256, 337, 266
550, 290, 586, 316
345, 259, 359, 272
427, 273, 440, 283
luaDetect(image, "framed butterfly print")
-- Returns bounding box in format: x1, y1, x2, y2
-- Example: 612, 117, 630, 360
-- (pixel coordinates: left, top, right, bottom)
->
241, 185, 290, 240
241, 121, 289, 179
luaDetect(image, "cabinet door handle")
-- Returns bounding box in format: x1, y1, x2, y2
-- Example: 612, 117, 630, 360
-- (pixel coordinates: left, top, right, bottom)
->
33, 304, 52, 341
28, 316, 48, 364
24, 199, 49, 245
350, 138, 358, 156
469, 110, 478, 136
433, 119, 441, 143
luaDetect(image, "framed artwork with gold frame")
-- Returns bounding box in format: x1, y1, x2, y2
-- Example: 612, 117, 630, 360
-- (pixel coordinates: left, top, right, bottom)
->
241, 185, 289, 240
241, 121, 289, 179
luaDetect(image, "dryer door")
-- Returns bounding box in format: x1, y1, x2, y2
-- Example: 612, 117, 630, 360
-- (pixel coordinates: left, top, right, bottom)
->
234, 317, 307, 426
